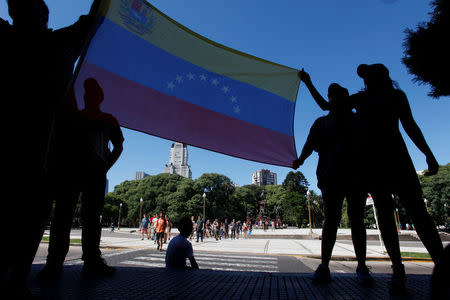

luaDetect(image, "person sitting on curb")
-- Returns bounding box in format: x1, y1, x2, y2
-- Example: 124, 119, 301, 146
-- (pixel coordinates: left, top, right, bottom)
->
165, 217, 199, 270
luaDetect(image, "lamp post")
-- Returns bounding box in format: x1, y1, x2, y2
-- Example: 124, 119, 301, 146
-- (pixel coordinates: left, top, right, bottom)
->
118, 203, 122, 230
424, 198, 428, 209
202, 192, 206, 220
396, 208, 401, 232
139, 198, 143, 229
307, 190, 312, 235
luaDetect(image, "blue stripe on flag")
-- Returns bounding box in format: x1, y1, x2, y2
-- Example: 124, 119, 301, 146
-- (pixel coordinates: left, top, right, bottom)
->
84, 17, 295, 136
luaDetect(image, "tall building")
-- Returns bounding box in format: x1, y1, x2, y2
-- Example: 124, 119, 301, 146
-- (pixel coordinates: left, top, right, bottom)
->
252, 169, 277, 186
105, 178, 109, 195
135, 171, 150, 180
162, 142, 192, 179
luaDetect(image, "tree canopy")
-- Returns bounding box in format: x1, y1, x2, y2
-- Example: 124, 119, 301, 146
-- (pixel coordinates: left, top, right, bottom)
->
402, 0, 450, 98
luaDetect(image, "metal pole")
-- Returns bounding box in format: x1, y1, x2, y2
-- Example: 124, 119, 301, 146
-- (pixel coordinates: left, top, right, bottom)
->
118, 203, 122, 230
307, 190, 312, 235
202, 193, 206, 220
393, 208, 400, 233
372, 203, 384, 253
396, 208, 401, 232
139, 198, 143, 230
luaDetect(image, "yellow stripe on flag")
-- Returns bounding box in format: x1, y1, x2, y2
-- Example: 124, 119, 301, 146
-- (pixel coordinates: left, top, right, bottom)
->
100, 0, 299, 102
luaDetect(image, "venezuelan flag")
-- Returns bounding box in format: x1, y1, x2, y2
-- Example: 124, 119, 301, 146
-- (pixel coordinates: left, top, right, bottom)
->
74, 0, 300, 167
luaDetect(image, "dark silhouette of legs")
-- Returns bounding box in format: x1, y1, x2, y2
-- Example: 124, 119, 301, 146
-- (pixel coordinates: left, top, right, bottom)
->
372, 192, 402, 266
44, 190, 80, 271
80, 165, 106, 263
320, 189, 344, 267
347, 192, 367, 267
397, 190, 443, 263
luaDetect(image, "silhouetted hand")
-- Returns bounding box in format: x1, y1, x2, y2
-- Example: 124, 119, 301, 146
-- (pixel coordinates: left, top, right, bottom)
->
424, 155, 439, 176
292, 158, 303, 170
298, 69, 311, 85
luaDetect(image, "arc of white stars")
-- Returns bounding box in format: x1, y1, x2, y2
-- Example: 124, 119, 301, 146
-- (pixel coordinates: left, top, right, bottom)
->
233, 105, 240, 114
222, 86, 230, 93
230, 96, 237, 103
200, 74, 207, 81
211, 78, 219, 86
167, 82, 175, 90
176, 75, 183, 83
187, 73, 195, 80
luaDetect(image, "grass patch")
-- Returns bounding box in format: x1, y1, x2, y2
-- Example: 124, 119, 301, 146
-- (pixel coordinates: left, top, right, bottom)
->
401, 252, 430, 258
41, 236, 82, 244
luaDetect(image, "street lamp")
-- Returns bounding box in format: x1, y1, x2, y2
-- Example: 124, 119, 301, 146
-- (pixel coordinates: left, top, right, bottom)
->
424, 198, 428, 209
139, 198, 143, 229
202, 192, 206, 220
118, 203, 122, 230
307, 190, 312, 235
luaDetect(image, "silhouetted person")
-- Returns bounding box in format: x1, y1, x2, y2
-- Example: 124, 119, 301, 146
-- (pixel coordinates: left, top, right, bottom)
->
165, 216, 199, 270
39, 78, 123, 279
304, 64, 443, 294
294, 74, 372, 286
1, 0, 101, 296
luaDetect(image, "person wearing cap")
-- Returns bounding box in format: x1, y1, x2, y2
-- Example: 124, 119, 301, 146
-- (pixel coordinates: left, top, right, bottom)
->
301, 64, 443, 294
293, 74, 372, 286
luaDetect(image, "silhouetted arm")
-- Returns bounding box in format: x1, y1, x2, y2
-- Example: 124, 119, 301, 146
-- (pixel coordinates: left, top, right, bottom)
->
397, 91, 439, 175
293, 120, 319, 169
298, 70, 330, 111
88, 0, 102, 17
106, 139, 123, 171
189, 257, 199, 269
106, 119, 124, 171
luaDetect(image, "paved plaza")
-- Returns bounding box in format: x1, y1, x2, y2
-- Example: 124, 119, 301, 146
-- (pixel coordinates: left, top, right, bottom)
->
26, 228, 450, 299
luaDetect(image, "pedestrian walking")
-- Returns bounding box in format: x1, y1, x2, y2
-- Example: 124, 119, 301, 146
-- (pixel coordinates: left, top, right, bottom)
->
141, 214, 149, 240
196, 216, 204, 242
156, 213, 166, 251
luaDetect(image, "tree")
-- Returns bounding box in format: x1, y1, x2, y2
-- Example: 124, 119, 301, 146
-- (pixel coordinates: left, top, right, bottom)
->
194, 173, 236, 220
282, 171, 309, 195
402, 0, 450, 98
419, 163, 450, 226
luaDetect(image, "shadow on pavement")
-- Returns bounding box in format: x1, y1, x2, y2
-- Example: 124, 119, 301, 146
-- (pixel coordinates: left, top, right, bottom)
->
30, 264, 431, 299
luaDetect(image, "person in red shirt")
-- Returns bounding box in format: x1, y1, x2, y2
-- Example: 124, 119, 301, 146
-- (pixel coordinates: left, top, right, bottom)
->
156, 213, 167, 251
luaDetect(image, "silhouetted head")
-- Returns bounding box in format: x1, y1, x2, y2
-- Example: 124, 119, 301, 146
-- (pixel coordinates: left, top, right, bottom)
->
357, 63, 393, 92
83, 78, 104, 111
8, 0, 49, 31
327, 83, 350, 112
178, 216, 193, 237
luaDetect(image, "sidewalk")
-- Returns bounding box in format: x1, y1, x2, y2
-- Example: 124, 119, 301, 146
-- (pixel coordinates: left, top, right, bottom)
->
89, 228, 445, 260
29, 264, 432, 299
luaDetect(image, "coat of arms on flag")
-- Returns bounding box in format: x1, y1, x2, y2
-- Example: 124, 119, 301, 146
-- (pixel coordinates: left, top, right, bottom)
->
119, 0, 153, 35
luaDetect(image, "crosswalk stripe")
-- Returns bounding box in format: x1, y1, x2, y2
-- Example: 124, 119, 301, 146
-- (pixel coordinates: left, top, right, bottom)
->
141, 252, 277, 261
133, 256, 277, 269
135, 255, 277, 264
120, 260, 277, 272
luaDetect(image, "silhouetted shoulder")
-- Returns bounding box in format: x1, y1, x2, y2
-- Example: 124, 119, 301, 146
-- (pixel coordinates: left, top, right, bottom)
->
101, 113, 120, 127
0, 18, 12, 33
53, 14, 95, 53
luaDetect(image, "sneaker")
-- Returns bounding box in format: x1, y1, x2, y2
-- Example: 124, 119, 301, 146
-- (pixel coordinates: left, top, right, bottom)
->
356, 265, 374, 287
312, 264, 331, 285
389, 264, 407, 296
37, 264, 63, 281
82, 258, 116, 277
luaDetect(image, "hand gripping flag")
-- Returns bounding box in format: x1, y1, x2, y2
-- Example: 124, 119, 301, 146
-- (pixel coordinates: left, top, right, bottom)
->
74, 0, 300, 167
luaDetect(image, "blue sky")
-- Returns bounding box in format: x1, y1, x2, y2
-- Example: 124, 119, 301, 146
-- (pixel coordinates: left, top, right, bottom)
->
2, 0, 449, 192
